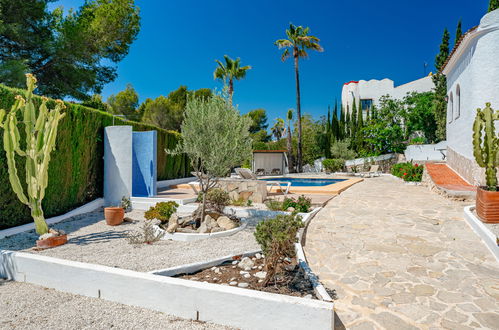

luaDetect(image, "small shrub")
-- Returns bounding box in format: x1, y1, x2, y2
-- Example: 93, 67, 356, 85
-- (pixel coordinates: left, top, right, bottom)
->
391, 162, 423, 182
322, 158, 345, 172
409, 137, 426, 145
144, 201, 178, 224
120, 196, 131, 211
246, 199, 253, 207
254, 214, 304, 286
265, 199, 284, 211
230, 197, 246, 206
126, 220, 164, 244
206, 188, 230, 213
282, 195, 312, 213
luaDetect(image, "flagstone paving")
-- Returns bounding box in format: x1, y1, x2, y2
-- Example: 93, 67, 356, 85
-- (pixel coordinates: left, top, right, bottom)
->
304, 176, 499, 329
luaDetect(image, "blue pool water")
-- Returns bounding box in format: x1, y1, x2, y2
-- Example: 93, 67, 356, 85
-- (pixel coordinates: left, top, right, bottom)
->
262, 177, 346, 187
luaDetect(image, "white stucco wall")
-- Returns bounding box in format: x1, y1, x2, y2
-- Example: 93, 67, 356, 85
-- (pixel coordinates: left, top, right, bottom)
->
341, 76, 433, 112
444, 9, 499, 163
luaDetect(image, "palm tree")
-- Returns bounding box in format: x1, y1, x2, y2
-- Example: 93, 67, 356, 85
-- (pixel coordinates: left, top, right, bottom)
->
275, 24, 323, 172
286, 109, 294, 172
271, 118, 285, 140
213, 55, 251, 104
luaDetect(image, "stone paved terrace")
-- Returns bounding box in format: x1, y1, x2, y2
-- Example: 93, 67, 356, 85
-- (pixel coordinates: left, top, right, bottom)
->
304, 175, 499, 329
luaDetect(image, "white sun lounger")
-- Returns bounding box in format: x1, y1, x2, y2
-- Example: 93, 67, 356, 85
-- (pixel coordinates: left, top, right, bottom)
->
235, 168, 291, 195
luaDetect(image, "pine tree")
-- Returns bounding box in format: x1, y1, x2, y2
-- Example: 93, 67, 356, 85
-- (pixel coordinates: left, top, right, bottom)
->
455, 20, 462, 46
432, 28, 450, 141
489, 0, 499, 12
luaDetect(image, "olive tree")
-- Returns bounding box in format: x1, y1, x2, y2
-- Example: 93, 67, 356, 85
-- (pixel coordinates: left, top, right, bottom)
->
169, 93, 252, 224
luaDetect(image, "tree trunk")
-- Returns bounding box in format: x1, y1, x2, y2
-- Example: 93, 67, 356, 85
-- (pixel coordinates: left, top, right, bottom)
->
287, 123, 293, 172
294, 53, 302, 172
228, 79, 234, 105
32, 200, 48, 235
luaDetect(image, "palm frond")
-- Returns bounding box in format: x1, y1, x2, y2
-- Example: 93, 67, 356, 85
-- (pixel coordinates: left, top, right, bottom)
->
281, 48, 291, 61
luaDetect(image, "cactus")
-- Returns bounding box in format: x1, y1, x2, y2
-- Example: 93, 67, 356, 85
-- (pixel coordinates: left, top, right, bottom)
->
472, 103, 499, 191
0, 74, 66, 235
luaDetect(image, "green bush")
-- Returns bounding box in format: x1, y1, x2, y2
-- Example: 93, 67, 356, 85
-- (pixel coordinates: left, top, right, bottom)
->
254, 214, 303, 286
282, 195, 312, 213
409, 137, 426, 145
144, 201, 179, 223
265, 199, 284, 211
206, 188, 230, 213
391, 162, 423, 182
322, 158, 345, 172
0, 83, 189, 230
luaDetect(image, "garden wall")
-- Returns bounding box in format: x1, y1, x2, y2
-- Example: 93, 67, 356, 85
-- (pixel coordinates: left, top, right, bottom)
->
344, 153, 404, 173
0, 84, 189, 230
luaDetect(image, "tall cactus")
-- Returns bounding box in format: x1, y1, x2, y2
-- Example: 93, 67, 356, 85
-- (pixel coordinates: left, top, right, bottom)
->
472, 103, 499, 191
0, 74, 66, 235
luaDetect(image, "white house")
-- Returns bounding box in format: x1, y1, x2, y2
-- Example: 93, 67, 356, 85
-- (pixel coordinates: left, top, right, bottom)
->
443, 8, 499, 185
341, 76, 434, 115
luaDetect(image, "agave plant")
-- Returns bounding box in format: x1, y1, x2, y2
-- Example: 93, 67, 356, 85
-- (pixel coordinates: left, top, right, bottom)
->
0, 74, 66, 235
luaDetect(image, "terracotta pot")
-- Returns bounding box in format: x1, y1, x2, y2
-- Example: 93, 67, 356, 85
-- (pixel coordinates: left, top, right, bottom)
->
104, 207, 125, 226
476, 186, 499, 223
36, 234, 68, 249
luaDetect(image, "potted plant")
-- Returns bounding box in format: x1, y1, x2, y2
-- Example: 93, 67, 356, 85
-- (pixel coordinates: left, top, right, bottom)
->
0, 74, 67, 249
104, 196, 131, 226
473, 102, 499, 223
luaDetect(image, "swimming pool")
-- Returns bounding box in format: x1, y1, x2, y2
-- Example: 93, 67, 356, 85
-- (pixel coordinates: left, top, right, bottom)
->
262, 177, 346, 187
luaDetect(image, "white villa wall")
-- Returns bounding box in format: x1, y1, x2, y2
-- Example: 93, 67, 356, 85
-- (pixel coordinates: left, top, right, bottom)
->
341, 76, 433, 112
443, 9, 499, 185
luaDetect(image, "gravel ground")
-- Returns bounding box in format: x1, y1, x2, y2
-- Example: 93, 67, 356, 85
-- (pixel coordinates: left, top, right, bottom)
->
0, 279, 234, 330
0, 209, 260, 272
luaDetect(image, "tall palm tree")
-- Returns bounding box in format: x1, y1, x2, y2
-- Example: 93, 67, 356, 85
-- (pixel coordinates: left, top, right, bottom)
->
275, 24, 323, 172
213, 55, 251, 104
271, 118, 285, 141
286, 109, 294, 172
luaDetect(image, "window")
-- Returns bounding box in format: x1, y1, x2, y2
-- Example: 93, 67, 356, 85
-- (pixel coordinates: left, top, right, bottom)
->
360, 99, 373, 112
448, 92, 454, 123
455, 85, 461, 119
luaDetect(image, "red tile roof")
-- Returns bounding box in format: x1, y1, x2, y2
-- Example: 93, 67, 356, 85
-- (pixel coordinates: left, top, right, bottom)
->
441, 26, 478, 72
343, 81, 358, 85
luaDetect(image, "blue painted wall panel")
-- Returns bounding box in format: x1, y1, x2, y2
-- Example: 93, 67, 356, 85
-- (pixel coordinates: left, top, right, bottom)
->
132, 131, 157, 197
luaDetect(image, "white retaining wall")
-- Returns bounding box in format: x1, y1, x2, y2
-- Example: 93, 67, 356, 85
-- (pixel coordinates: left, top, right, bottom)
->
0, 251, 334, 330
404, 141, 447, 162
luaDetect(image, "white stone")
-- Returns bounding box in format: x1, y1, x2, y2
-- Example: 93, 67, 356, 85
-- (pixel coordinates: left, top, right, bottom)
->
237, 257, 254, 271
217, 216, 238, 230
229, 281, 237, 286
238, 282, 249, 288
39, 233, 56, 240
254, 271, 267, 279
255, 253, 262, 260
243, 273, 251, 279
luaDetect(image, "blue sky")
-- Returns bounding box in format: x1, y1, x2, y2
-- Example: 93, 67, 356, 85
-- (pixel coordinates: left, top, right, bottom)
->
50, 0, 489, 122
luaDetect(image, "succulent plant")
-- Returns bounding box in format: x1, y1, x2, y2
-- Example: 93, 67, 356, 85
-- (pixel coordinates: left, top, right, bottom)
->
472, 103, 499, 191
0, 74, 66, 235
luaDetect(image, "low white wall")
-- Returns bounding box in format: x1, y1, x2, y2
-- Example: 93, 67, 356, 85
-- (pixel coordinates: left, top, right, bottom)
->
404, 141, 447, 161
463, 206, 499, 262
0, 198, 104, 240
0, 251, 334, 330
157, 177, 196, 189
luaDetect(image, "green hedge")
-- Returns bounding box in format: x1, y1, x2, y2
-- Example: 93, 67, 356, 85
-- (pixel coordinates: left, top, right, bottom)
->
0, 84, 189, 230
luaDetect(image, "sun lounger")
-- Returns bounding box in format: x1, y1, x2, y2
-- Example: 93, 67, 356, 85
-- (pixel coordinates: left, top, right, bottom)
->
360, 165, 381, 178
271, 168, 281, 175
235, 168, 290, 195
255, 168, 265, 176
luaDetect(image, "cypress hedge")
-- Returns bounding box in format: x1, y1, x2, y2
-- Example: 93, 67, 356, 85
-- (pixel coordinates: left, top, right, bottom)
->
0, 84, 189, 230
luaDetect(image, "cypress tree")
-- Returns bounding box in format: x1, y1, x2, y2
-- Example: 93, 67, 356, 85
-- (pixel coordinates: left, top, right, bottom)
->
489, 0, 499, 12
332, 103, 339, 140
325, 106, 332, 158
345, 107, 351, 139
455, 20, 462, 46
350, 100, 357, 140
356, 100, 364, 151
340, 104, 346, 140
432, 28, 450, 141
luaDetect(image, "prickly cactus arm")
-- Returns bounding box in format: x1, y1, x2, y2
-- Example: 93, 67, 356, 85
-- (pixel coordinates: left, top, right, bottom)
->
472, 109, 485, 167
32, 200, 48, 236
484, 103, 498, 190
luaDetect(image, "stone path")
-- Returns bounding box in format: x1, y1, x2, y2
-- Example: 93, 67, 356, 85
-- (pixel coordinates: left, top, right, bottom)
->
304, 176, 499, 329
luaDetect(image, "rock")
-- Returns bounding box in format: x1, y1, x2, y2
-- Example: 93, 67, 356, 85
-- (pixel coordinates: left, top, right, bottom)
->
303, 294, 313, 299
230, 277, 236, 281
251, 266, 257, 269
214, 268, 221, 274
206, 212, 221, 220
166, 214, 179, 233
239, 271, 249, 275
255, 253, 262, 259
39, 232, 56, 240
254, 271, 267, 279
287, 207, 295, 212
232, 260, 238, 265
217, 216, 238, 230
258, 266, 263, 270
204, 215, 218, 229
197, 221, 209, 233
237, 257, 255, 271
178, 215, 193, 226
238, 191, 253, 201
210, 227, 225, 233
229, 281, 237, 286
238, 282, 249, 288
243, 273, 251, 279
